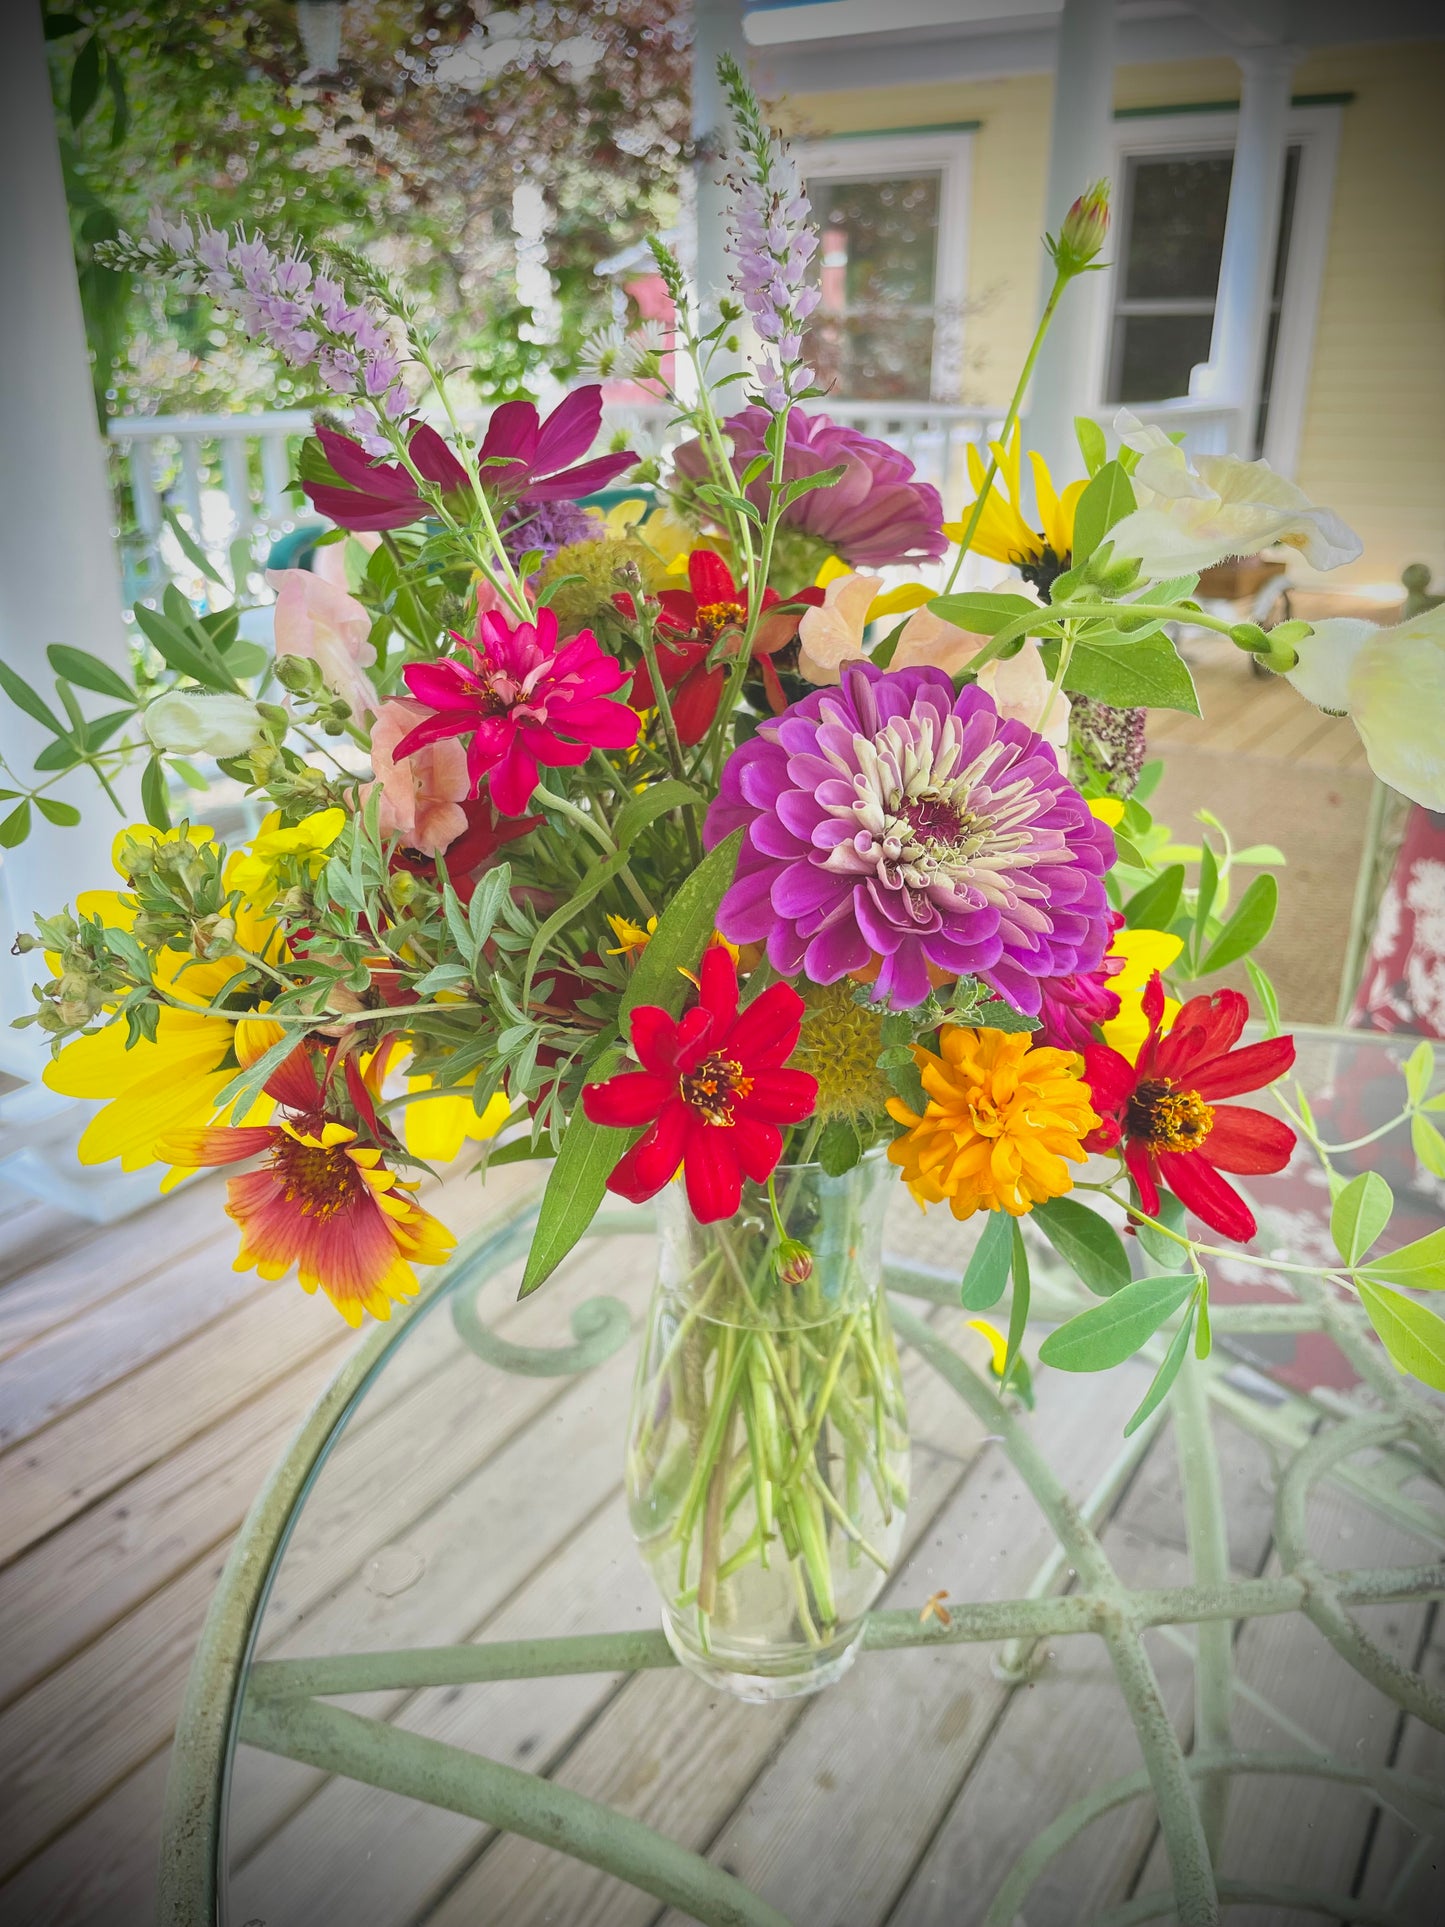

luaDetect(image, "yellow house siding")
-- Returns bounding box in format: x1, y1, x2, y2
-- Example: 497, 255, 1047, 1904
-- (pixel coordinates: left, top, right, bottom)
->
778, 42, 1445, 589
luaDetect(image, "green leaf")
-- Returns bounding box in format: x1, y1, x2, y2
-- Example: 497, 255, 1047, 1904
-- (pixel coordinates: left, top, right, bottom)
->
1070, 461, 1137, 565
164, 509, 229, 590
1245, 958, 1281, 1037
106, 47, 129, 148
35, 797, 82, 827
1331, 1170, 1394, 1265
1124, 1296, 1198, 1436
621, 829, 742, 1023
1123, 864, 1185, 933
0, 659, 66, 735
778, 464, 848, 507
0, 800, 32, 848
467, 862, 512, 954
1039, 1272, 1197, 1372
69, 33, 102, 127
1232, 844, 1286, 867
140, 755, 170, 830
32, 738, 83, 773
1001, 1221, 1031, 1390
816, 1119, 863, 1176
1403, 1040, 1436, 1106
1031, 1195, 1132, 1297
1192, 838, 1219, 957
45, 645, 134, 701
1135, 1189, 1190, 1272
1074, 416, 1107, 478
132, 603, 240, 692
1359, 1228, 1445, 1291
961, 1210, 1013, 1311
926, 591, 1041, 637
1040, 632, 1200, 714
1356, 1280, 1445, 1392
1411, 1112, 1445, 1179
519, 1048, 634, 1298
1200, 873, 1277, 974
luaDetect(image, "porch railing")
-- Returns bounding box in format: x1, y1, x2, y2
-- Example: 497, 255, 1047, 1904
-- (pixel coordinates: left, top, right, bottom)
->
104, 396, 1244, 594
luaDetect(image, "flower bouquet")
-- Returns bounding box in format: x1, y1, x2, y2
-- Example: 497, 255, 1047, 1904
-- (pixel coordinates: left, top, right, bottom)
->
7, 61, 1445, 1699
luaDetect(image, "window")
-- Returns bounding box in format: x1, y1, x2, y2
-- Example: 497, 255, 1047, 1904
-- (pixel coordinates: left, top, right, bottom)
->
795, 134, 971, 403
1101, 109, 1336, 468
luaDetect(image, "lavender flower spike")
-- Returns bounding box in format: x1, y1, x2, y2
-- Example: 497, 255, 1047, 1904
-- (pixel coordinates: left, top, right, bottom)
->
99, 214, 416, 455
717, 53, 820, 412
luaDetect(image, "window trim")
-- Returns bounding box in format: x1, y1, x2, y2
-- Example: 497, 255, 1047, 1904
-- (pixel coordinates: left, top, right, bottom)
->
794, 131, 974, 403
1098, 106, 1342, 472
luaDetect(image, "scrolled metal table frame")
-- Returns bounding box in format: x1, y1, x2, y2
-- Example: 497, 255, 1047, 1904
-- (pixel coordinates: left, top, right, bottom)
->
159, 1204, 1445, 1927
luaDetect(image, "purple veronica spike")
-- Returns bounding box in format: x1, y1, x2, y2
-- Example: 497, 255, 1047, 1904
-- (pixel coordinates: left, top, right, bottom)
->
705, 662, 1116, 1012
102, 214, 415, 455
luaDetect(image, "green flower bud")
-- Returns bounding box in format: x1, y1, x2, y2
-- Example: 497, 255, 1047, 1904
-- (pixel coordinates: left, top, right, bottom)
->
1228, 621, 1270, 653
775, 1238, 814, 1287
1050, 179, 1110, 275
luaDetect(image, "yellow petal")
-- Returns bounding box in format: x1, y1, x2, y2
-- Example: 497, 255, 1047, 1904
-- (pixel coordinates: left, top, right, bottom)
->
1089, 797, 1125, 827
1108, 927, 1185, 989
814, 553, 852, 588
967, 1316, 1009, 1376
867, 582, 935, 621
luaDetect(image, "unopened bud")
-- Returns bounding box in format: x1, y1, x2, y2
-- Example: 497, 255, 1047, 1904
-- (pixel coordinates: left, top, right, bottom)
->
58, 999, 93, 1027
11, 932, 40, 954
195, 914, 237, 957
1053, 179, 1110, 274
274, 654, 319, 696
1080, 543, 1140, 596
775, 1237, 814, 1287
389, 870, 416, 908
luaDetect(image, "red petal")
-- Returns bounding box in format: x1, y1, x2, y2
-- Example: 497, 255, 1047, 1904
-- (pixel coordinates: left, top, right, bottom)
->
1124, 1137, 1161, 1218
1153, 989, 1248, 1081
629, 1005, 683, 1078
157, 1125, 277, 1167
697, 945, 740, 1032
533, 386, 601, 474
672, 1005, 718, 1075
1157, 1149, 1257, 1242
726, 981, 807, 1070
668, 665, 727, 746
1081, 1044, 1135, 1116
688, 549, 738, 603
1200, 1105, 1296, 1174
1189, 1035, 1296, 1101
683, 1119, 742, 1221
582, 1071, 669, 1128
736, 1068, 817, 1124
407, 423, 471, 493
265, 1045, 325, 1111
728, 1112, 784, 1184
605, 1101, 687, 1203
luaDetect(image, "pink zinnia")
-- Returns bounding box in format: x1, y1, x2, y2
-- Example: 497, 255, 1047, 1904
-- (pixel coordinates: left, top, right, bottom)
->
395, 607, 640, 816
1035, 913, 1126, 1051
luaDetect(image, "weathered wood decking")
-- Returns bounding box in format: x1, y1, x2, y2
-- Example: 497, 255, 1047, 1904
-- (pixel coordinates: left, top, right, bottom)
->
0, 647, 1435, 1925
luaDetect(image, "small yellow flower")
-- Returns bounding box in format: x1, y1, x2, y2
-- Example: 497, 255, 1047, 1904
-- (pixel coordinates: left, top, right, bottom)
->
944, 427, 1085, 577
226, 807, 345, 910
605, 913, 658, 957
886, 1026, 1099, 1219
1101, 928, 1184, 1062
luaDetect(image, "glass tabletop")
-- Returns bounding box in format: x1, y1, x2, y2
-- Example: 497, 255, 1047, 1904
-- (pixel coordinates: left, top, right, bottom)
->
216, 1028, 1444, 1927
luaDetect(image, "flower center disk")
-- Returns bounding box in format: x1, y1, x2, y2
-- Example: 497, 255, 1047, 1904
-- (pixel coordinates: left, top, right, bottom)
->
273, 1132, 364, 1219
1126, 1077, 1215, 1152
679, 1052, 753, 1126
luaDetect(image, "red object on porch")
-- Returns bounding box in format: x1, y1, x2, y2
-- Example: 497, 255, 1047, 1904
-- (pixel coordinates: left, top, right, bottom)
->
1350, 805, 1445, 1038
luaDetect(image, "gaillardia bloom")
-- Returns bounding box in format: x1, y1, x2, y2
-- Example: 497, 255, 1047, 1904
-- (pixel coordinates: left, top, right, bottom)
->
706, 662, 1115, 1011
887, 1026, 1100, 1218
674, 407, 947, 569
396, 606, 640, 815
158, 1047, 455, 1326
1083, 976, 1296, 1242
581, 945, 817, 1222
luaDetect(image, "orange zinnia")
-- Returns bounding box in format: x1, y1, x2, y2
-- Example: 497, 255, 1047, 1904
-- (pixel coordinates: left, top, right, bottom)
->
158, 1046, 454, 1326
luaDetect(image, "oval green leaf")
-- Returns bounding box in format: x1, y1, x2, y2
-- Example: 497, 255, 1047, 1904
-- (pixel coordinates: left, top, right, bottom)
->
1358, 1228, 1445, 1291
1356, 1280, 1445, 1392
1200, 872, 1278, 975
1031, 1195, 1132, 1296
1330, 1170, 1394, 1265
1038, 1272, 1196, 1373
961, 1209, 1012, 1310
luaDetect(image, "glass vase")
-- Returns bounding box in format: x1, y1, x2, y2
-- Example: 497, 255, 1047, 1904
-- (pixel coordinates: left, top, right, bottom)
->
625, 1150, 909, 1702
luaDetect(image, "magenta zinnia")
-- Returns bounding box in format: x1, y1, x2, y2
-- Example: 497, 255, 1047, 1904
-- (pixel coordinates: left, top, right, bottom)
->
675, 406, 947, 568
706, 662, 1116, 1011
581, 946, 817, 1222
397, 606, 639, 816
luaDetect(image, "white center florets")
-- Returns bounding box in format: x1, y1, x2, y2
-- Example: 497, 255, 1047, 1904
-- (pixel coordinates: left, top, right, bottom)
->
823, 714, 1060, 904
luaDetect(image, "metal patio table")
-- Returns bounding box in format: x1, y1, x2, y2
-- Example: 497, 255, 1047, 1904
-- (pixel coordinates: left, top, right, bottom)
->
159, 1027, 1445, 1927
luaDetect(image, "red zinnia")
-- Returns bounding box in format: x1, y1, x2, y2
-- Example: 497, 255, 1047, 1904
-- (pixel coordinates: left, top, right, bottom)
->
620, 550, 822, 744
582, 945, 818, 1221
395, 606, 640, 816
1083, 975, 1296, 1242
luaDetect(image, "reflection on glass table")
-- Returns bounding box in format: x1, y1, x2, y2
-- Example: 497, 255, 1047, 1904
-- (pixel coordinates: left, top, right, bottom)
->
161, 1028, 1444, 1927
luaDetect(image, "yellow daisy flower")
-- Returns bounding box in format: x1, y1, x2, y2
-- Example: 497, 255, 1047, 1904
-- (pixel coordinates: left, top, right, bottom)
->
886, 1025, 1100, 1219
944, 427, 1086, 583
226, 807, 346, 911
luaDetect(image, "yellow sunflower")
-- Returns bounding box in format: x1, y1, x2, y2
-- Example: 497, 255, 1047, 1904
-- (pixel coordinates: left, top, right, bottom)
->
944, 427, 1086, 585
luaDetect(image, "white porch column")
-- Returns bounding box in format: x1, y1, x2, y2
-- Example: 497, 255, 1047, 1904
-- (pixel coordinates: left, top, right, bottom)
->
1026, 0, 1117, 491
0, 6, 138, 1078
690, 0, 749, 362
1189, 45, 1297, 452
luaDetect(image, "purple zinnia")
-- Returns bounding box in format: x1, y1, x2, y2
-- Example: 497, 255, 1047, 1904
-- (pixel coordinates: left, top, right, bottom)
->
674, 407, 946, 569
705, 662, 1116, 1012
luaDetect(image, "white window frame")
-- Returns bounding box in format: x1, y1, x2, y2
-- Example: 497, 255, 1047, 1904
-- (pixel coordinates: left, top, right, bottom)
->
1098, 105, 1341, 473
794, 131, 973, 403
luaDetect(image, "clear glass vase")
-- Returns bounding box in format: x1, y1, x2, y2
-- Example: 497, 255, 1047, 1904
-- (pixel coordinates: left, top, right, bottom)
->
625, 1150, 910, 1701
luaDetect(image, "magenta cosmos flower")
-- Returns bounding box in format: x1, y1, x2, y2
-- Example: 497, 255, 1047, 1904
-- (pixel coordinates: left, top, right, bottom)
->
303, 386, 636, 532
706, 662, 1116, 1011
674, 407, 946, 568
396, 607, 640, 816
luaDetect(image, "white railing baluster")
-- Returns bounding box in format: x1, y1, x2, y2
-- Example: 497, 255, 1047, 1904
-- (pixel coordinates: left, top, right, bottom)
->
260, 429, 293, 523
221, 436, 254, 543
